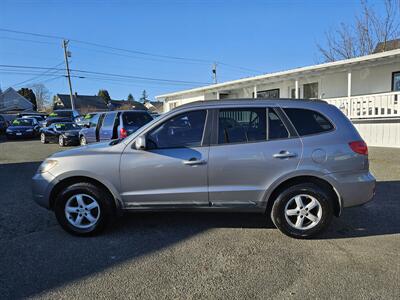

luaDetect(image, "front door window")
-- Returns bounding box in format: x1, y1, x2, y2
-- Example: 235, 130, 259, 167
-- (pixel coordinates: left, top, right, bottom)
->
147, 110, 207, 149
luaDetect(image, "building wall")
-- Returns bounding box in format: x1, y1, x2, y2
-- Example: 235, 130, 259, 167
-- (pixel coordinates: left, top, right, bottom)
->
164, 93, 205, 112
354, 122, 400, 148
351, 61, 400, 95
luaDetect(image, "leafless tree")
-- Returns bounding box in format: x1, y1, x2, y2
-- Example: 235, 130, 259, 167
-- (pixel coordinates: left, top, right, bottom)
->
30, 83, 50, 111
317, 0, 400, 62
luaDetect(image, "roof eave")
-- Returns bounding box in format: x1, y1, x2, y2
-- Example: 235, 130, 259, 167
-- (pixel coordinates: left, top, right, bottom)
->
156, 48, 400, 99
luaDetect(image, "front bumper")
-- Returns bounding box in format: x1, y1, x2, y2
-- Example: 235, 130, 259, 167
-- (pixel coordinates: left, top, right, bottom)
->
325, 171, 376, 208
32, 171, 58, 209
64, 136, 79, 145
6, 131, 36, 138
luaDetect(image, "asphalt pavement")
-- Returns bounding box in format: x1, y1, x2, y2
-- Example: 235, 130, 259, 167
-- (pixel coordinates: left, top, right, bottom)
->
0, 138, 399, 299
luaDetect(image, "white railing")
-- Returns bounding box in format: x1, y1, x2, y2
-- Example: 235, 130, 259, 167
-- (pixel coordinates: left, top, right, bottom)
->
324, 91, 400, 119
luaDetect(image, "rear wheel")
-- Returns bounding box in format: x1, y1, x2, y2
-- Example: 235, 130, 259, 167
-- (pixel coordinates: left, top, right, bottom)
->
271, 183, 333, 239
80, 136, 87, 146
54, 182, 114, 236
40, 133, 48, 144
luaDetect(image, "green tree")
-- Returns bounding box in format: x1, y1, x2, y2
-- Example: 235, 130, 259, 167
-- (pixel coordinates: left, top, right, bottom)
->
18, 88, 37, 111
139, 90, 149, 103
127, 93, 134, 103
98, 89, 111, 104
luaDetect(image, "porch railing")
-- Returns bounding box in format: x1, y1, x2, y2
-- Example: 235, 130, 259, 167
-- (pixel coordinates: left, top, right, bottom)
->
324, 91, 400, 119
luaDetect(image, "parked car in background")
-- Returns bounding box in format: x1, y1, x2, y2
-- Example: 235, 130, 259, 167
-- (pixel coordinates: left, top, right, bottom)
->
79, 110, 153, 145
40, 122, 81, 146
21, 115, 46, 127
50, 109, 80, 119
75, 113, 96, 127
0, 115, 8, 133
32, 99, 375, 238
6, 117, 40, 139
44, 117, 72, 127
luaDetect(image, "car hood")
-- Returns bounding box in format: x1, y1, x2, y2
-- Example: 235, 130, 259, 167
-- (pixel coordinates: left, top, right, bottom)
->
50, 141, 126, 158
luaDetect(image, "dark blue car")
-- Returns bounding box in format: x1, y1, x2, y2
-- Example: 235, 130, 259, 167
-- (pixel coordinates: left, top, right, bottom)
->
5, 118, 41, 139
79, 110, 153, 145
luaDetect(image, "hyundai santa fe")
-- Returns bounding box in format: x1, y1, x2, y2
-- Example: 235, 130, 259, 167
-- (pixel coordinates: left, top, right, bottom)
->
32, 99, 376, 238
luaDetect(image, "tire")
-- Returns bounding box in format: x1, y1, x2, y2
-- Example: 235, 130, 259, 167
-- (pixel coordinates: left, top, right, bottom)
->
80, 136, 87, 146
40, 133, 48, 144
271, 183, 333, 239
59, 135, 65, 147
54, 182, 114, 236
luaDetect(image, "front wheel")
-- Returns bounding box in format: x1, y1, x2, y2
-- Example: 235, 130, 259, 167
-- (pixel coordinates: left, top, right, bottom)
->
59, 135, 65, 147
40, 133, 48, 144
271, 183, 333, 239
54, 182, 114, 236
80, 136, 87, 146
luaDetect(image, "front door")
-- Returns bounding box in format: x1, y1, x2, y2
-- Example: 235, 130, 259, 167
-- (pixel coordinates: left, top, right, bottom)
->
208, 107, 302, 207
120, 109, 210, 207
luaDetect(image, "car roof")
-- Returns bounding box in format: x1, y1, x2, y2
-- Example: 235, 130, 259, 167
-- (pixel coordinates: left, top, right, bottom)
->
175, 98, 327, 110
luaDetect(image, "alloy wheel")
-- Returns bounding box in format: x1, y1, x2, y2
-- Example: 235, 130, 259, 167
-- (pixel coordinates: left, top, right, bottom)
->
59, 135, 64, 146
65, 194, 101, 229
284, 194, 322, 230
80, 136, 86, 146
40, 133, 45, 143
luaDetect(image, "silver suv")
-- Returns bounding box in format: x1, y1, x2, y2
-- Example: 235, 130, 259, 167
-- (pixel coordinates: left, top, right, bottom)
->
32, 99, 376, 238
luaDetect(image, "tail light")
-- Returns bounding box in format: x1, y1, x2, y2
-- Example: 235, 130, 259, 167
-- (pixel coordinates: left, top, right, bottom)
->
349, 140, 368, 155
120, 127, 128, 139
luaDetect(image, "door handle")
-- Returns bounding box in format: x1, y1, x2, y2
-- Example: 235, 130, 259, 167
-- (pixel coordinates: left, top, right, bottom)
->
273, 151, 297, 159
182, 158, 207, 166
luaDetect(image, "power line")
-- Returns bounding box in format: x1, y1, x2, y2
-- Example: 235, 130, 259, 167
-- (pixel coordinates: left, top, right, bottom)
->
0, 64, 211, 85
12, 61, 65, 87
0, 28, 263, 74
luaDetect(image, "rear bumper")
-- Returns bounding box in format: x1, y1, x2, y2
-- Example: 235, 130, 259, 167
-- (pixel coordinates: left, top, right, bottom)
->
325, 171, 376, 208
32, 171, 58, 209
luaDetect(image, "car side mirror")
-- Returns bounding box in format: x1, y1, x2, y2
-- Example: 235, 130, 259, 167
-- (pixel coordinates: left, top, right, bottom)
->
135, 135, 146, 150
84, 124, 90, 128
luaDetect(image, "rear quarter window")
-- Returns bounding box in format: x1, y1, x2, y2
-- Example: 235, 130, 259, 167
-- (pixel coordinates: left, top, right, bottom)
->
283, 108, 334, 136
122, 112, 153, 127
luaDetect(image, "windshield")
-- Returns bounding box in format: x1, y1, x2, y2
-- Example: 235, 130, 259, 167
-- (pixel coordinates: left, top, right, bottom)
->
54, 123, 80, 130
122, 111, 153, 127
12, 118, 33, 126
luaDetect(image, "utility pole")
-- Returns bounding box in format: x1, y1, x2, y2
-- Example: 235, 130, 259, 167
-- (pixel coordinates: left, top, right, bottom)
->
212, 62, 217, 84
62, 40, 75, 110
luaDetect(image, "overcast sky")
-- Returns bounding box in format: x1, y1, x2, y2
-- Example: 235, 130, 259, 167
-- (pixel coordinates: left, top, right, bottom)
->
0, 0, 387, 101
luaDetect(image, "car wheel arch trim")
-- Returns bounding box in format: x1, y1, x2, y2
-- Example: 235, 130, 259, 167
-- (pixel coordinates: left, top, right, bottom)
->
262, 171, 342, 216
49, 173, 123, 212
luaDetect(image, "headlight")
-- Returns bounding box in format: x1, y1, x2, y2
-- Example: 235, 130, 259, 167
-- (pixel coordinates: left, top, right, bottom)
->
26, 129, 33, 132
6, 128, 11, 133
38, 159, 58, 173
64, 132, 75, 137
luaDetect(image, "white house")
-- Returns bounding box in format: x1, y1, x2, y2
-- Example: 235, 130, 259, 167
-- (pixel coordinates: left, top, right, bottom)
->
156, 48, 400, 148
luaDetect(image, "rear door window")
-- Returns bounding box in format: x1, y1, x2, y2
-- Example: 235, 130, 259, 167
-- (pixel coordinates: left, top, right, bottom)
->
268, 109, 289, 140
283, 108, 334, 136
218, 108, 266, 144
